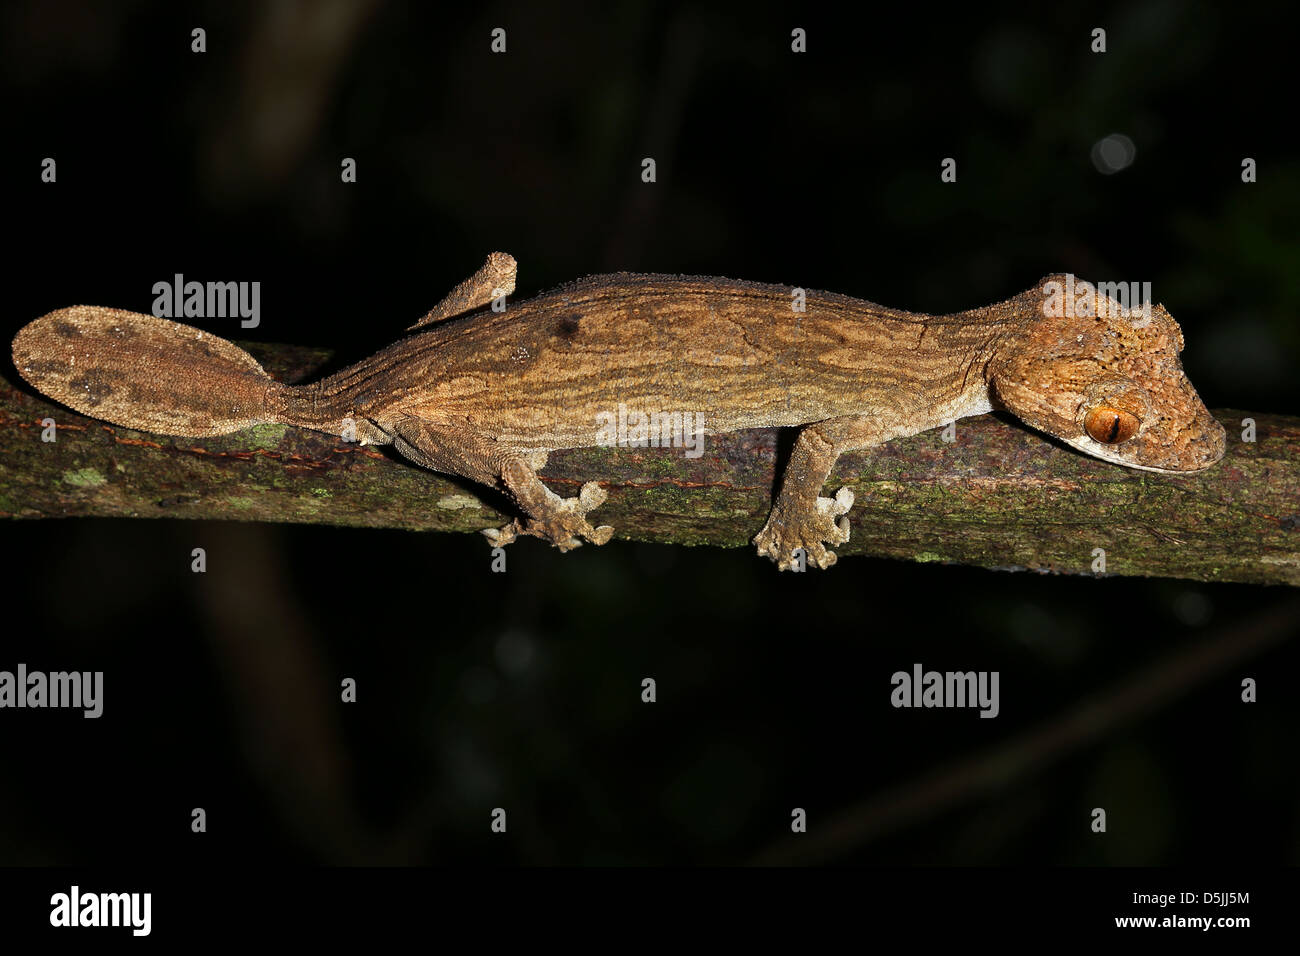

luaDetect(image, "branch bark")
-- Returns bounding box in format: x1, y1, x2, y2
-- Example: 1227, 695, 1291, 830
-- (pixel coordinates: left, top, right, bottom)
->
2, 341, 1296, 585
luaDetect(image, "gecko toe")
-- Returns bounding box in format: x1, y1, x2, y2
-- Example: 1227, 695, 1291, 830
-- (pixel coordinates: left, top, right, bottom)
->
808, 543, 838, 569
553, 534, 585, 553
482, 521, 521, 547
578, 481, 608, 510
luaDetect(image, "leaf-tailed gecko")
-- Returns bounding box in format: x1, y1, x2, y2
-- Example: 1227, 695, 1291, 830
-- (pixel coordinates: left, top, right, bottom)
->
10, 253, 1225, 569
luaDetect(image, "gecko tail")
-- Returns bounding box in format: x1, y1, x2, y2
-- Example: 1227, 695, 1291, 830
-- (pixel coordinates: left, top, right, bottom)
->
11, 306, 285, 437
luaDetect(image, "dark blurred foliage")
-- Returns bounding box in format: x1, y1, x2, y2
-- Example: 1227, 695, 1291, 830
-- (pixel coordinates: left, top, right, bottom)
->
0, 0, 1296, 865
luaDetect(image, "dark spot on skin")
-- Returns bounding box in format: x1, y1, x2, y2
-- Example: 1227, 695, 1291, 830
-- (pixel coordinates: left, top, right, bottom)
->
1281, 515, 1300, 532
53, 321, 82, 338
555, 314, 582, 339
20, 359, 67, 377
68, 375, 115, 407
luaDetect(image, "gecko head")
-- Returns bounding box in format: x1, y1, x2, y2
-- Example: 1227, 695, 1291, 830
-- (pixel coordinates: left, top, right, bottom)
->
989, 275, 1225, 473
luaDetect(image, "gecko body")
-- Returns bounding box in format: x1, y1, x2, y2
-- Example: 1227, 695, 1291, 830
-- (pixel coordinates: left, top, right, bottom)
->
11, 254, 1225, 568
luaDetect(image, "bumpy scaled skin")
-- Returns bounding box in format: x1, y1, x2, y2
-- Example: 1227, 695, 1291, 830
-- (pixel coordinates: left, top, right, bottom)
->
11, 255, 1225, 570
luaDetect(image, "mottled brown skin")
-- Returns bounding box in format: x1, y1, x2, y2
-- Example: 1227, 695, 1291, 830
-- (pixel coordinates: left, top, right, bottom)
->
11, 254, 1225, 569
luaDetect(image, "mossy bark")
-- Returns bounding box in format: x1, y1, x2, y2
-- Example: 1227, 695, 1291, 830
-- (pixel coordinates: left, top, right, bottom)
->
2, 342, 1296, 585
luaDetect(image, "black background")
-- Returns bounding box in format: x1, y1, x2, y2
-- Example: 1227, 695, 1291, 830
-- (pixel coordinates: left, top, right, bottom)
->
1, 0, 1297, 870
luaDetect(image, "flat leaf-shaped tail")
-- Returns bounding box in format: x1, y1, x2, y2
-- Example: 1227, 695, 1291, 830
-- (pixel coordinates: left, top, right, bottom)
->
12, 306, 283, 437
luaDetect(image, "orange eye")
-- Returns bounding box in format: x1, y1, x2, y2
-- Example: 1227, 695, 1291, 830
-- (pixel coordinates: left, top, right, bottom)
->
1083, 406, 1140, 444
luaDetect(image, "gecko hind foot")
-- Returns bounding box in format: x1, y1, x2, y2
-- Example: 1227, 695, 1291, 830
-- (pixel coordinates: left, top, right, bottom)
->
482, 481, 614, 552
754, 487, 855, 570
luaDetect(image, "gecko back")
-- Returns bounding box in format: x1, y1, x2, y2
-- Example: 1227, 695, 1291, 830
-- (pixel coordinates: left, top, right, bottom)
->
12, 306, 285, 437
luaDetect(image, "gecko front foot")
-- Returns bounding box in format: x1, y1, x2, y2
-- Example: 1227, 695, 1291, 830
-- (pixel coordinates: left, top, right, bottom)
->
754, 487, 854, 570
482, 481, 614, 552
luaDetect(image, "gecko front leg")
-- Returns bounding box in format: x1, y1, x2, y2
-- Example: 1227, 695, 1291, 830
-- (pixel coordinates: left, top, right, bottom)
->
386, 415, 613, 551
755, 415, 887, 570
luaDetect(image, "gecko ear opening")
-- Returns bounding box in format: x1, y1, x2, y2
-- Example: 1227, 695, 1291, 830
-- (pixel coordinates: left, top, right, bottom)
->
1082, 406, 1141, 444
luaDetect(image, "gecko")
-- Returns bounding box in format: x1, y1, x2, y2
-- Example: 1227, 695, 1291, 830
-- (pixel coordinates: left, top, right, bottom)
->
10, 253, 1226, 569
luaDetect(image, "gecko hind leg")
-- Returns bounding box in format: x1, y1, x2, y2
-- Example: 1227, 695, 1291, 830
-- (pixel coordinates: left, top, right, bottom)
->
754, 416, 874, 570
491, 459, 613, 552
408, 252, 518, 330
387, 415, 612, 552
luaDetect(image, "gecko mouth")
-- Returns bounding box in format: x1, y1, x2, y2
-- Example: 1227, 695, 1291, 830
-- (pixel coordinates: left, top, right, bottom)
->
1061, 430, 1226, 473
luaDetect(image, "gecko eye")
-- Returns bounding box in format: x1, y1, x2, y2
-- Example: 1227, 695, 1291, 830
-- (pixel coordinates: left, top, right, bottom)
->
1083, 406, 1141, 444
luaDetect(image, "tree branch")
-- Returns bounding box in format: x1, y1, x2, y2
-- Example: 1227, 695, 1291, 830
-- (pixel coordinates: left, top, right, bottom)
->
3, 342, 1296, 585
